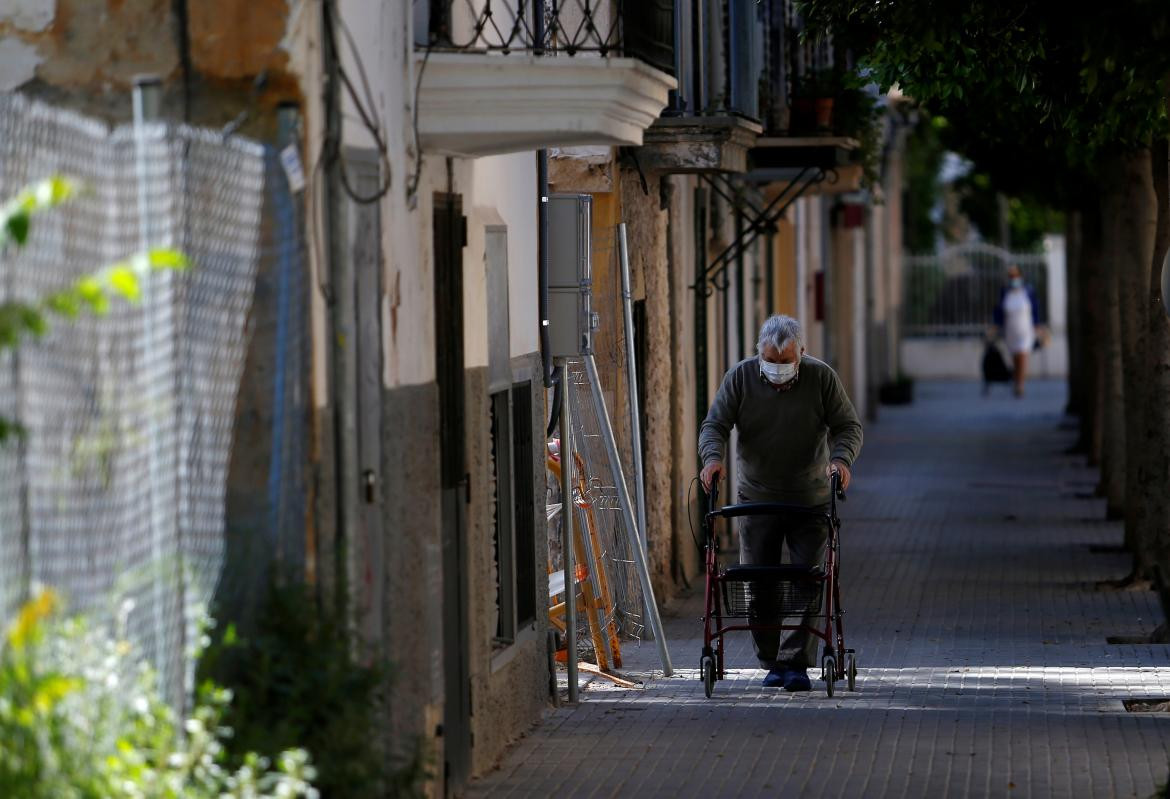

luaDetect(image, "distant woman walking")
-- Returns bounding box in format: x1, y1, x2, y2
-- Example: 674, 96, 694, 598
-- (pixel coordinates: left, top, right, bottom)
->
993, 264, 1044, 397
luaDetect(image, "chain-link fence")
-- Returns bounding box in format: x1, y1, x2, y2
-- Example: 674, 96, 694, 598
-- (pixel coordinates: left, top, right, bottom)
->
546, 357, 646, 670
0, 94, 271, 708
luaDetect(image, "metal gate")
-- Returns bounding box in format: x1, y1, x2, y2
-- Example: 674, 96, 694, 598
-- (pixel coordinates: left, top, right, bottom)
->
902, 243, 1048, 337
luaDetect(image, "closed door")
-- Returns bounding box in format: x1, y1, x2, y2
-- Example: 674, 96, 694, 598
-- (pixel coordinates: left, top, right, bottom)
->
433, 192, 471, 791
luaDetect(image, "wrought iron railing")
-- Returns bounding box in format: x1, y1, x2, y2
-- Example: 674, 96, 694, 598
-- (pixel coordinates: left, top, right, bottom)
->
416, 0, 628, 57
653, 0, 839, 130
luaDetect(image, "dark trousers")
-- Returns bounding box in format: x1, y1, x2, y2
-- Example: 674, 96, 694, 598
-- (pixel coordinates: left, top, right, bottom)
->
738, 508, 829, 670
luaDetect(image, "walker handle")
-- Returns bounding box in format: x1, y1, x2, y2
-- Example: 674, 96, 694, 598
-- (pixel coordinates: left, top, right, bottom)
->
706, 477, 720, 512
831, 470, 847, 503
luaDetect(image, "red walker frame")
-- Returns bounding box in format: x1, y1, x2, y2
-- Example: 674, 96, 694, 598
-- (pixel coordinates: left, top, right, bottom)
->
699, 474, 856, 697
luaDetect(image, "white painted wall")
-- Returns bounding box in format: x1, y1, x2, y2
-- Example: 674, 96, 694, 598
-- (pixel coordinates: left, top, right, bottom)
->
319, 1, 540, 391
1044, 233, 1067, 335
466, 151, 540, 366
901, 336, 1068, 380
850, 226, 867, 418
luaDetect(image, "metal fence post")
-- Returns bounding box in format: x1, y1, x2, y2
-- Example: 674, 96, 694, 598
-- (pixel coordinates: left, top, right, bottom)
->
559, 359, 579, 702
618, 224, 648, 550
133, 74, 183, 710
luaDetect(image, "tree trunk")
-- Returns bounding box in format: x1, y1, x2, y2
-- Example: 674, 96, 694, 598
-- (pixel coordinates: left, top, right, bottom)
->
1146, 139, 1170, 585
1113, 150, 1158, 572
1099, 167, 1127, 522
1079, 206, 1106, 466
1065, 210, 1083, 421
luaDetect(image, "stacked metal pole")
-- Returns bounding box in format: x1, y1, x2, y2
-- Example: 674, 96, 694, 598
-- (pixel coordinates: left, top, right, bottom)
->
558, 360, 579, 702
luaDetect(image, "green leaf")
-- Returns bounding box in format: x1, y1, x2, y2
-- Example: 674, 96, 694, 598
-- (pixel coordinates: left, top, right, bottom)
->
75, 277, 109, 315
107, 267, 141, 302
44, 291, 81, 318
5, 211, 29, 245
147, 248, 191, 272
0, 416, 26, 445
0, 176, 79, 248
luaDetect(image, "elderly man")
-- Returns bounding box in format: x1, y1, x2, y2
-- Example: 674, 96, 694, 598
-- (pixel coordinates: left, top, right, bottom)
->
699, 314, 863, 691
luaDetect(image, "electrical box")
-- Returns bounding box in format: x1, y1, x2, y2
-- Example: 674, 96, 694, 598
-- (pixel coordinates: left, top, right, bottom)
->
547, 194, 595, 357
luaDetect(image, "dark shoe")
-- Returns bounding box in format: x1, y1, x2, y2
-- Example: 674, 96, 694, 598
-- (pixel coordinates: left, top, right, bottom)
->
762, 667, 788, 688
783, 668, 811, 692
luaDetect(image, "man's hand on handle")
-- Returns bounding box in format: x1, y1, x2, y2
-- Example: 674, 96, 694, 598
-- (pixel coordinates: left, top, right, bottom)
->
700, 460, 725, 491
828, 459, 852, 493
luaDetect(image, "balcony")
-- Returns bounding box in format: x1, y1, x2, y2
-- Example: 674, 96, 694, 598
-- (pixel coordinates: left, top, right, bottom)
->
636, 0, 865, 179
633, 0, 763, 174
414, 1, 677, 158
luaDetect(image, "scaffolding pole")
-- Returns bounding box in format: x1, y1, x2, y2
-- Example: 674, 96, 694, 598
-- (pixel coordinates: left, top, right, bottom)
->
559, 358, 579, 702
618, 223, 648, 549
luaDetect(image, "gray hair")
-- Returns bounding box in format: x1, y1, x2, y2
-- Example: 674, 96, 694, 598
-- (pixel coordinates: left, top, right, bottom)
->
756, 314, 803, 356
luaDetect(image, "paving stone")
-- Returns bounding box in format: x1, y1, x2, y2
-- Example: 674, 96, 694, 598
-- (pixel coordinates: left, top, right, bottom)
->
468, 381, 1170, 798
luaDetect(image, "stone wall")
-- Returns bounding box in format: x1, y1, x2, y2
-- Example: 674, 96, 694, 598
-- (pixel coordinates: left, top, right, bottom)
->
618, 164, 674, 597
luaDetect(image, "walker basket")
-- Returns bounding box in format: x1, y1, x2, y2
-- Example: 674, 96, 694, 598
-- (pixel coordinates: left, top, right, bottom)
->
718, 564, 825, 618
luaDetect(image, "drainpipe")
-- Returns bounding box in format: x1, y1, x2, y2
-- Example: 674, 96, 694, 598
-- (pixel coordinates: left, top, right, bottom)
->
322, 0, 358, 616
535, 2, 554, 390
539, 149, 553, 389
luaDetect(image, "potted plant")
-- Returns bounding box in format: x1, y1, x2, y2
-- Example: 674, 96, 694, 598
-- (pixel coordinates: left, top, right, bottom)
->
793, 68, 843, 133
833, 80, 884, 189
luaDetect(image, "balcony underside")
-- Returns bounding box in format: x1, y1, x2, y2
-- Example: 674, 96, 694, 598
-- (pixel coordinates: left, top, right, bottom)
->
746, 136, 859, 176
637, 115, 763, 174
417, 53, 676, 158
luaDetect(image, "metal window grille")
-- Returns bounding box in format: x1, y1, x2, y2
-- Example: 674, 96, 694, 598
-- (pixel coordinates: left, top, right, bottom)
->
418, 0, 623, 56
511, 382, 537, 627
491, 382, 539, 644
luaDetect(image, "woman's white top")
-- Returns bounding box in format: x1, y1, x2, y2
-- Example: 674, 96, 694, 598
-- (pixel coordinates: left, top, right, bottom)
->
1002, 287, 1035, 354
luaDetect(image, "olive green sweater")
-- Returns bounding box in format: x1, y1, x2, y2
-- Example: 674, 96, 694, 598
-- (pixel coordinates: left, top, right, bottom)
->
698, 355, 863, 505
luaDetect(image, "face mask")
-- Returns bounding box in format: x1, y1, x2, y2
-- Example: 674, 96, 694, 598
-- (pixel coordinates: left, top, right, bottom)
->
1010, 277, 1023, 288
761, 359, 798, 385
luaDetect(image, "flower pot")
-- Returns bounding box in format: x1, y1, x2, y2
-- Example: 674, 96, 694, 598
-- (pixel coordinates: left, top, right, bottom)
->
814, 97, 835, 132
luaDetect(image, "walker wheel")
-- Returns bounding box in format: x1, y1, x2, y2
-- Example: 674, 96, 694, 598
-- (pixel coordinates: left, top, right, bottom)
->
846, 651, 857, 692
823, 656, 836, 698
701, 655, 716, 698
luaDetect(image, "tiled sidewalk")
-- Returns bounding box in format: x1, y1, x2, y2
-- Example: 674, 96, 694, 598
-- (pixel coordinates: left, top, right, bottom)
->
469, 381, 1170, 798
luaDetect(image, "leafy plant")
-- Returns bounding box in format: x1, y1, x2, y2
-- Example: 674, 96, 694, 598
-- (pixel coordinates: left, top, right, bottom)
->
0, 175, 189, 444
199, 581, 432, 799
794, 67, 846, 98
832, 81, 884, 190
0, 589, 318, 798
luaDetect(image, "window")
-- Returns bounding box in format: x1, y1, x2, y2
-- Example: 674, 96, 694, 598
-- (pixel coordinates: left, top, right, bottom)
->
491, 381, 537, 645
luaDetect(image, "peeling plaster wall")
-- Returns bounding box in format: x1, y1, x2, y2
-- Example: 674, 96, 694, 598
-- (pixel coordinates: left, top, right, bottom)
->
1, 0, 303, 132
618, 164, 674, 598
666, 175, 701, 587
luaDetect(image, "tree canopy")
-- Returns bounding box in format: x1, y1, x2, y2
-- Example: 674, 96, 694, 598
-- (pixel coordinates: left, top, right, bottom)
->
802, 0, 1170, 206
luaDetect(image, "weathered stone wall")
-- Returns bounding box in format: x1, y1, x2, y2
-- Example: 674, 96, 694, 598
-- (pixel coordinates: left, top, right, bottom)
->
618, 164, 674, 598
0, 0, 304, 133
666, 175, 702, 587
